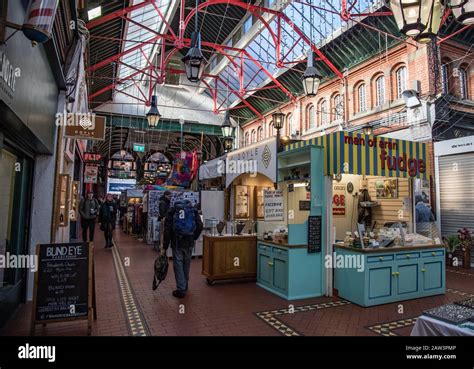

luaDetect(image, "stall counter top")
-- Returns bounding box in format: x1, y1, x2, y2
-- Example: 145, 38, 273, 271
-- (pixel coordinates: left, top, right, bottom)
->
334, 243, 445, 253
258, 240, 307, 249
203, 234, 257, 240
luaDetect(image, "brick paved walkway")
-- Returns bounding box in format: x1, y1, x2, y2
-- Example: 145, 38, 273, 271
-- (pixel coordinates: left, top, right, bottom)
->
1, 227, 473, 336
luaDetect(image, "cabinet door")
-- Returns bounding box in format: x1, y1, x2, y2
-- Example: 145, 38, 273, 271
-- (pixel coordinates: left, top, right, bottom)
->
258, 252, 272, 286
368, 266, 393, 300
272, 256, 288, 293
396, 263, 419, 295
422, 261, 443, 291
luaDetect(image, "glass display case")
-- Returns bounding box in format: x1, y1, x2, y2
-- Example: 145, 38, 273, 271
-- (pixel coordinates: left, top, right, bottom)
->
234, 185, 249, 218
255, 186, 272, 219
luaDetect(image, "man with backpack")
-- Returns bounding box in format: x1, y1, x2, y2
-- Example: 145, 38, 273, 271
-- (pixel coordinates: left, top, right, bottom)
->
163, 200, 203, 298
79, 192, 100, 242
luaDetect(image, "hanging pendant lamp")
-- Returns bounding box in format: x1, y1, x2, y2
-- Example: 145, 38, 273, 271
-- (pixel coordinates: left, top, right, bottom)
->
146, 95, 161, 127
182, 0, 206, 82
302, 50, 322, 96
447, 0, 474, 25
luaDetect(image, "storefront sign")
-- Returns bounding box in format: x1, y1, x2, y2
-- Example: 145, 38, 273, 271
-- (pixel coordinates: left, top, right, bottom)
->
64, 114, 106, 141
225, 137, 277, 187
284, 132, 430, 180
0, 49, 18, 99
332, 184, 346, 216
84, 165, 98, 184
264, 189, 284, 221
84, 152, 102, 163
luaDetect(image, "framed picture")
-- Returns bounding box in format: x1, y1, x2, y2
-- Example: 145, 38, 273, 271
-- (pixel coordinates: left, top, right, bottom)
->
64, 138, 75, 162
375, 179, 398, 199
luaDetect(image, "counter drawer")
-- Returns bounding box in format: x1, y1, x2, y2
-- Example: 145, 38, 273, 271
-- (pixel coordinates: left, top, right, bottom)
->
396, 252, 420, 260
367, 255, 394, 263
272, 247, 288, 256
258, 244, 271, 253
422, 250, 444, 258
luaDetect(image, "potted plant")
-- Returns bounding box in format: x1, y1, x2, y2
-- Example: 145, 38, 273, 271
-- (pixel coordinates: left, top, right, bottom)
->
458, 228, 472, 269
444, 235, 460, 267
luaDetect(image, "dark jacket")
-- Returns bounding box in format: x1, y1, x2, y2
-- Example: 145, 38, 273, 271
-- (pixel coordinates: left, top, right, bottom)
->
79, 198, 100, 220
163, 203, 203, 250
159, 195, 171, 220
99, 200, 118, 225
416, 202, 435, 223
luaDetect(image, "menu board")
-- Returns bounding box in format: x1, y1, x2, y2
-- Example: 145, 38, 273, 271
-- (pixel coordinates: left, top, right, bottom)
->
33, 242, 92, 323
307, 216, 322, 253
264, 190, 284, 221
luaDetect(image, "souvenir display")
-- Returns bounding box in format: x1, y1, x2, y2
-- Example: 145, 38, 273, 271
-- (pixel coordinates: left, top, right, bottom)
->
423, 304, 474, 325
454, 298, 474, 310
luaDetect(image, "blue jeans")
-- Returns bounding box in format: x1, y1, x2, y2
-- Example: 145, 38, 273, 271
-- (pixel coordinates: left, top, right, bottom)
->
172, 245, 193, 292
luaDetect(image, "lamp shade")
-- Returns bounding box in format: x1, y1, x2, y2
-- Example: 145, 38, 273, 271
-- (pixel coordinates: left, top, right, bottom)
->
182, 32, 205, 83
302, 50, 322, 96
221, 112, 235, 138
362, 125, 373, 135
450, 0, 474, 25
390, 0, 442, 38
415, 0, 444, 43
272, 112, 285, 130
223, 137, 234, 152
146, 95, 161, 127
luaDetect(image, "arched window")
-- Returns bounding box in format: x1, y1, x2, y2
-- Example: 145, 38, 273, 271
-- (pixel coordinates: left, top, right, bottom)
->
333, 94, 343, 121
251, 129, 256, 143
375, 75, 385, 107
269, 122, 275, 136
244, 132, 250, 146
441, 60, 450, 95
395, 66, 407, 99
287, 114, 295, 136
307, 104, 315, 130
257, 126, 264, 141
459, 67, 468, 100
319, 99, 328, 126
356, 83, 366, 113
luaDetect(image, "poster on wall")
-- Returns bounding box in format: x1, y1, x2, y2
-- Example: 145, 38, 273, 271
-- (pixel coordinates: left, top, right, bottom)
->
332, 184, 346, 216
375, 179, 398, 199
264, 190, 284, 221
84, 165, 98, 184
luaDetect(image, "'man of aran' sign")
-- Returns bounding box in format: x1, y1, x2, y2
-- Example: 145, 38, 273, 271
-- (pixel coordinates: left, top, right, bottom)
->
284, 132, 430, 180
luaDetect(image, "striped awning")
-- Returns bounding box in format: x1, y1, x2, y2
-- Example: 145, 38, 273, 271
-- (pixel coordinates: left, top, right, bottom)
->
283, 132, 430, 180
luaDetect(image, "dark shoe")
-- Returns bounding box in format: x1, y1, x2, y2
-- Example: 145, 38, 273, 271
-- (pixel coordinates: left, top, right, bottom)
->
172, 290, 185, 298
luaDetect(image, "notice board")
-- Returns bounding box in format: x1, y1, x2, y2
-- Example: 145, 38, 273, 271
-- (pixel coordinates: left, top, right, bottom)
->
264, 190, 284, 221
307, 216, 322, 253
31, 242, 96, 335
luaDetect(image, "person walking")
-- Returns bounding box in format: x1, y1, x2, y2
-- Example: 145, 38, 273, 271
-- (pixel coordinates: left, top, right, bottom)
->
99, 193, 118, 248
415, 195, 435, 237
159, 190, 172, 220
79, 192, 100, 243
163, 200, 203, 298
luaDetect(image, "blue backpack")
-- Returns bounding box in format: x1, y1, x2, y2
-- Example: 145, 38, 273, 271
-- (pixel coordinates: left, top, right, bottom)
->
173, 201, 196, 237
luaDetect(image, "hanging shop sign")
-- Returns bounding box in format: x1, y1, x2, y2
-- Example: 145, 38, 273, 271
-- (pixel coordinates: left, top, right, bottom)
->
225, 137, 277, 187
30, 242, 96, 335
84, 152, 102, 164
332, 184, 346, 216
284, 132, 430, 179
133, 143, 145, 153
64, 114, 106, 141
84, 165, 98, 184
264, 189, 284, 221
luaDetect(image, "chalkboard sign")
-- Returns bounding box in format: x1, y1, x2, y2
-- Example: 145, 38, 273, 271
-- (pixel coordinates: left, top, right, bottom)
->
31, 242, 95, 335
299, 201, 311, 211
307, 216, 322, 253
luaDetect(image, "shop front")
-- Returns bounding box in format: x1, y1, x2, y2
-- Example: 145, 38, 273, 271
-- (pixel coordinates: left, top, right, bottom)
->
256, 132, 444, 305
0, 0, 59, 325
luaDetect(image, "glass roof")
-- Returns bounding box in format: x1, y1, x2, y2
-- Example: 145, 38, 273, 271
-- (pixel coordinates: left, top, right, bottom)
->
214, 0, 381, 105
117, 0, 173, 90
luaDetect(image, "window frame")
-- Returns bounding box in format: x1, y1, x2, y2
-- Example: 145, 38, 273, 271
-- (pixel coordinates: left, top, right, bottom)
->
375, 75, 386, 107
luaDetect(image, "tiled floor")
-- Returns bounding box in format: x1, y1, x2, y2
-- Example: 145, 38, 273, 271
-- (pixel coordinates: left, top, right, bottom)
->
1, 227, 473, 336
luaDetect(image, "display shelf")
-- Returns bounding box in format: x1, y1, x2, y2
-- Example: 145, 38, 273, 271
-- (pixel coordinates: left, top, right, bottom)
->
234, 185, 249, 219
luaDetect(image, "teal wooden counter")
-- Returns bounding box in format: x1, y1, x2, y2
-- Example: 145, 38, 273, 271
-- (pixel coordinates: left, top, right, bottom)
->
334, 244, 446, 307
257, 241, 323, 300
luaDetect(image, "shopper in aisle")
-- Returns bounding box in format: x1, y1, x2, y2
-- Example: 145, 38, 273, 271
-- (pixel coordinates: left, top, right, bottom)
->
159, 190, 172, 220
415, 195, 435, 237
163, 200, 203, 298
99, 193, 118, 248
79, 192, 100, 243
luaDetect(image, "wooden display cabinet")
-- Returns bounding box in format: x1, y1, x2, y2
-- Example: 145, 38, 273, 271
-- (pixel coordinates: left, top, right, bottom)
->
55, 174, 70, 227
234, 185, 249, 218
202, 235, 257, 285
